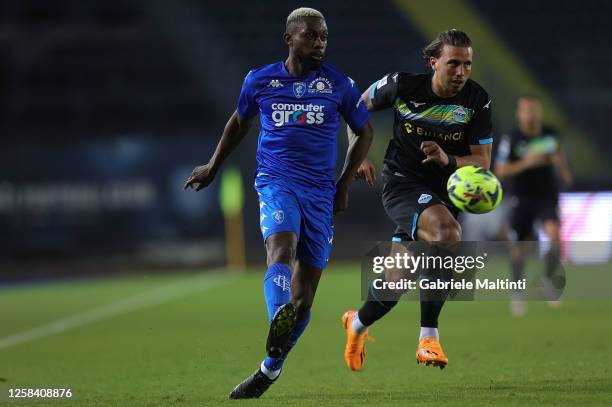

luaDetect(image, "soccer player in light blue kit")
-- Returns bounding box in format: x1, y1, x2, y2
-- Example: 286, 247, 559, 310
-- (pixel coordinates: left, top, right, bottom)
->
184, 7, 373, 399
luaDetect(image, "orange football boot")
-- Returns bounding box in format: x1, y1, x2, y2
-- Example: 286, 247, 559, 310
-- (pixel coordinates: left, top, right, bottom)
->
416, 337, 448, 369
342, 310, 373, 371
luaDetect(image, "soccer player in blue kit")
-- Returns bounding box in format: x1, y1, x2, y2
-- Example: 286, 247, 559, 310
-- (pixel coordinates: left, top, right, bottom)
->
184, 7, 373, 399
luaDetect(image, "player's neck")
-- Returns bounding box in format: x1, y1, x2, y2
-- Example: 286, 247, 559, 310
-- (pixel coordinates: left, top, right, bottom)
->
430, 74, 458, 98
519, 123, 542, 137
284, 56, 315, 77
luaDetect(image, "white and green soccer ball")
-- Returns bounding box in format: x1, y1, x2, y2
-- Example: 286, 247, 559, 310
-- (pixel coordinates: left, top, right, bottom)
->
447, 165, 503, 214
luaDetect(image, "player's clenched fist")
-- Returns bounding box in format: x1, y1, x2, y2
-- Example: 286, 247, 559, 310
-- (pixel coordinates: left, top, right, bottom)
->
184, 163, 216, 191
420, 141, 449, 167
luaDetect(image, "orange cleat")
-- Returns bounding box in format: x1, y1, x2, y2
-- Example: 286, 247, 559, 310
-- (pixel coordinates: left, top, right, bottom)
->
342, 310, 373, 371
416, 337, 448, 369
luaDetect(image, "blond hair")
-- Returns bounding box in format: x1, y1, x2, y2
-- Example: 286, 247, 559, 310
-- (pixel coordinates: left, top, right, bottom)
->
286, 7, 325, 31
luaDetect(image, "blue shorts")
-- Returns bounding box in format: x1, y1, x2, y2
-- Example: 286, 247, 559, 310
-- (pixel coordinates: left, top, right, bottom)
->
254, 174, 334, 270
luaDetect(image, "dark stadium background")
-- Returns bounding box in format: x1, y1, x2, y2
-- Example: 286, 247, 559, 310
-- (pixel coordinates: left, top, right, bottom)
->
1, 3, 612, 406
1, 0, 611, 275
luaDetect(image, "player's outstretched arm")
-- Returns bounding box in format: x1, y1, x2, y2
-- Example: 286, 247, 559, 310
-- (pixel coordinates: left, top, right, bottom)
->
335, 121, 374, 214
456, 143, 492, 169
494, 152, 551, 180
552, 146, 573, 187
184, 111, 254, 191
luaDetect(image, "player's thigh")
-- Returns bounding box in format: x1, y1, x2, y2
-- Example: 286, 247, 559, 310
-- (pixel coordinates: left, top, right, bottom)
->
382, 175, 460, 242
509, 196, 535, 241
538, 201, 561, 242
536, 198, 560, 242
541, 219, 561, 242
417, 204, 461, 242
255, 177, 301, 263
295, 192, 334, 271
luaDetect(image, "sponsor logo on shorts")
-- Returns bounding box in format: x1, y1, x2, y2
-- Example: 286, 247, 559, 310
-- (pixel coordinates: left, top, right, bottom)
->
418, 194, 432, 204
272, 210, 285, 224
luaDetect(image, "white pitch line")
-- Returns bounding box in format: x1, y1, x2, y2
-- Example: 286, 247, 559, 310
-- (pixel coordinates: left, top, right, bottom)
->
0, 272, 230, 351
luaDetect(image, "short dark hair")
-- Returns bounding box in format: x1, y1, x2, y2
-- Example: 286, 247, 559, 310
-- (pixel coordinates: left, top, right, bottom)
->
422, 29, 472, 63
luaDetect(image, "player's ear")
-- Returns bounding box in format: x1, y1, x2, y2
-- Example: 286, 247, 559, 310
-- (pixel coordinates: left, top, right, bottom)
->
429, 57, 438, 71
283, 32, 292, 46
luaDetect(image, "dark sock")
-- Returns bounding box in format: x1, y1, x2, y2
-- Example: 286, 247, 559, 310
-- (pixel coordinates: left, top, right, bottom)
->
419, 244, 453, 328
419, 299, 445, 328
545, 245, 560, 279
511, 256, 525, 283
357, 285, 400, 327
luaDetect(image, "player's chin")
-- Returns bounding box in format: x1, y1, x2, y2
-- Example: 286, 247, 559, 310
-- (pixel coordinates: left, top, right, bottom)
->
310, 55, 324, 67
450, 81, 464, 91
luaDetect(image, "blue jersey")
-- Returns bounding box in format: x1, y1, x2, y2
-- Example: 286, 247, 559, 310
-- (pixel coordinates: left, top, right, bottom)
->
236, 61, 369, 189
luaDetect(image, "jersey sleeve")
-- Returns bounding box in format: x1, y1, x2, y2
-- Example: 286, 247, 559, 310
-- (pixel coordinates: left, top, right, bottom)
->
467, 97, 493, 145
369, 72, 399, 111
495, 134, 512, 163
339, 77, 369, 131
236, 70, 259, 120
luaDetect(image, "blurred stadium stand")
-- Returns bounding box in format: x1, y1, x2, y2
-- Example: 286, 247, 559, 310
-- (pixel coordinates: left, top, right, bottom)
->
472, 0, 612, 158
0, 0, 610, 275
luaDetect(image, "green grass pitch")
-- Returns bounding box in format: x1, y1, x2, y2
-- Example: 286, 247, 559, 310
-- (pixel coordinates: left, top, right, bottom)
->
1, 264, 611, 406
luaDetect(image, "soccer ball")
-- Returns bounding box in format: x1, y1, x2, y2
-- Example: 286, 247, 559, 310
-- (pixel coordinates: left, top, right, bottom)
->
447, 165, 503, 214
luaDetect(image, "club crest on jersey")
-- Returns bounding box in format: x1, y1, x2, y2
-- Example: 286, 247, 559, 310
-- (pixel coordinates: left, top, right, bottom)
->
308, 77, 333, 94
293, 82, 306, 98
418, 194, 432, 204
452, 106, 467, 122
272, 210, 285, 224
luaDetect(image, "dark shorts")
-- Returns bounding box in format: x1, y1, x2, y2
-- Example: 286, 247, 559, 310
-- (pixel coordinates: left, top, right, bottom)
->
382, 173, 459, 241
510, 195, 559, 241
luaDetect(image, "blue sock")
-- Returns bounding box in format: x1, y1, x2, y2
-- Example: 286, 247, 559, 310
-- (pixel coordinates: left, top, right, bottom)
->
263, 263, 292, 321
264, 312, 311, 371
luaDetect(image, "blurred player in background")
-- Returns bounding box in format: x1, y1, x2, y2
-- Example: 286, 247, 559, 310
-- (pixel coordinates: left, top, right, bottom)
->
184, 7, 372, 399
342, 29, 493, 371
495, 95, 572, 315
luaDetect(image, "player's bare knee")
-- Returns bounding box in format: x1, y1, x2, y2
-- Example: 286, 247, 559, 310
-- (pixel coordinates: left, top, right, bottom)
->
432, 219, 462, 242
267, 245, 296, 265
